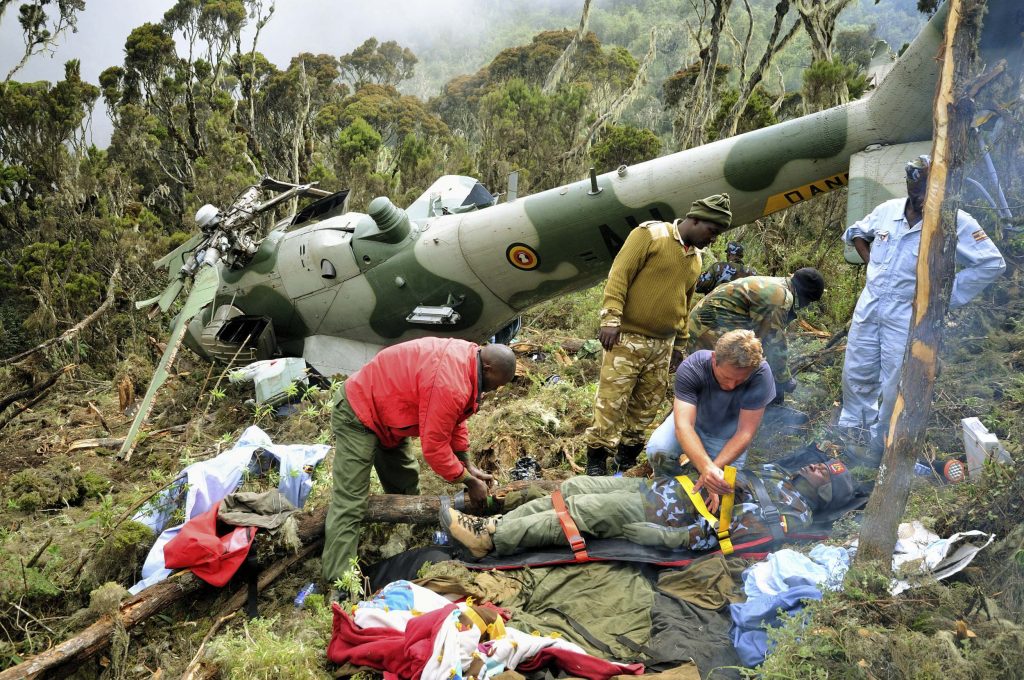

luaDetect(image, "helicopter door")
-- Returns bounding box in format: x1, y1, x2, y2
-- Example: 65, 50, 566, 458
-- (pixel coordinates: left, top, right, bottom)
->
278, 216, 359, 300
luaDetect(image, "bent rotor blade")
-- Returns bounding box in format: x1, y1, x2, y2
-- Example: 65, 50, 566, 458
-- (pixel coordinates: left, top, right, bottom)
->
118, 266, 220, 461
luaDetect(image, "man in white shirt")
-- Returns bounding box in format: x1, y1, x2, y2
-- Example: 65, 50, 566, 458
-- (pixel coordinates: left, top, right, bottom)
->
838, 155, 1005, 458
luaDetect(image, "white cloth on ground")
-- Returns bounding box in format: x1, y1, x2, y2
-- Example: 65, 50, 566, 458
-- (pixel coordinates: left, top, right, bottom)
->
129, 426, 329, 594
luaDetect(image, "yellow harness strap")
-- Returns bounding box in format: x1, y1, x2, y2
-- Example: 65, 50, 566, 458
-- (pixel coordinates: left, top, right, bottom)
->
716, 466, 737, 554
676, 465, 737, 555
461, 605, 506, 640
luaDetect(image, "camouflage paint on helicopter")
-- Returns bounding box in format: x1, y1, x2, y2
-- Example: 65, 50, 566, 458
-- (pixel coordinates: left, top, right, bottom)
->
119, 0, 1022, 457
183, 0, 957, 372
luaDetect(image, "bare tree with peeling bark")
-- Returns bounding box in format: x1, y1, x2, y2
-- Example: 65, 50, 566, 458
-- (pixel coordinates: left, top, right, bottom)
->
795, 0, 856, 107
853, 0, 986, 573
674, 0, 734, 150
718, 0, 801, 138
542, 0, 593, 95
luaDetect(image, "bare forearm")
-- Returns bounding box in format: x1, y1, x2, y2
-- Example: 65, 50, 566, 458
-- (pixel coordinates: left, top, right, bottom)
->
712, 430, 754, 467
853, 237, 870, 263
676, 423, 712, 472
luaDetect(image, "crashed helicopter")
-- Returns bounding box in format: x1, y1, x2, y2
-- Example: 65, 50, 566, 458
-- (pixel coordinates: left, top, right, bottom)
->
120, 0, 1021, 458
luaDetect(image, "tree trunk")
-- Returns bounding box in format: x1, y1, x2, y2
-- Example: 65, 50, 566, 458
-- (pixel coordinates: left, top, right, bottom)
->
853, 0, 984, 572
720, 0, 800, 138
676, 0, 733, 150
542, 0, 593, 95
0, 480, 560, 679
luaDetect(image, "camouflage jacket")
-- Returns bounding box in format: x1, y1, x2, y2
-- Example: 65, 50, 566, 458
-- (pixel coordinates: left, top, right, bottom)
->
687, 275, 796, 381
694, 261, 758, 295
640, 464, 814, 551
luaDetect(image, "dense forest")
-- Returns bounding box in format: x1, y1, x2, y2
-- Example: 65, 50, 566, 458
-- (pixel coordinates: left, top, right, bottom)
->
2, 0, 1024, 677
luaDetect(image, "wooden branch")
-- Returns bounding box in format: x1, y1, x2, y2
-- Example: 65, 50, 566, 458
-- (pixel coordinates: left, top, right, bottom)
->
67, 424, 189, 452
180, 612, 237, 680
87, 402, 111, 433
542, 0, 593, 95
854, 0, 983, 572
216, 541, 322, 619
0, 365, 74, 415
0, 480, 560, 679
0, 263, 120, 367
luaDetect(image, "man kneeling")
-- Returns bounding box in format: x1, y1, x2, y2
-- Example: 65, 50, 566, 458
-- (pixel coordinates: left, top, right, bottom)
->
646, 329, 776, 500
440, 460, 854, 559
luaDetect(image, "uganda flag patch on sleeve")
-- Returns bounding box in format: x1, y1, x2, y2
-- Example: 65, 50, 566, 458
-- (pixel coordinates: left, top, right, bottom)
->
828, 460, 848, 475
972, 229, 989, 242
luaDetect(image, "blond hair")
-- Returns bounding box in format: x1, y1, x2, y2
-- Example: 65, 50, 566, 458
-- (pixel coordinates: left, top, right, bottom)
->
714, 329, 763, 369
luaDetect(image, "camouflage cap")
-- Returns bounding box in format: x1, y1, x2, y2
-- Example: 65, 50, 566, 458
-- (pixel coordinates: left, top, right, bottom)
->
726, 241, 745, 257
686, 193, 732, 229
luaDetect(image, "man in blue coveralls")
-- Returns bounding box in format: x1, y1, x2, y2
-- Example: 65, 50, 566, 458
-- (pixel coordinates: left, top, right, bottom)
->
838, 155, 1005, 457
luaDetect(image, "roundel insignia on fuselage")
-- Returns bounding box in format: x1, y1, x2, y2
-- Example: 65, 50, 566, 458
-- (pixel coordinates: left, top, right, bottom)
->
506, 243, 540, 270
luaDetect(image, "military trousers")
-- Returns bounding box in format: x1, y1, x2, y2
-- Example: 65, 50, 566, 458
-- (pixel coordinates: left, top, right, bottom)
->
322, 383, 420, 583
584, 332, 672, 449
493, 476, 645, 555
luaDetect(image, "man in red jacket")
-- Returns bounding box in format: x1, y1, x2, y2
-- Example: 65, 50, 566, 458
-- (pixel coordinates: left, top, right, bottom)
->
323, 337, 517, 584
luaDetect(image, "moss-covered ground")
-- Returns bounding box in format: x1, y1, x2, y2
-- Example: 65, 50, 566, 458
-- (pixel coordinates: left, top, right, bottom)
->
1, 242, 1023, 678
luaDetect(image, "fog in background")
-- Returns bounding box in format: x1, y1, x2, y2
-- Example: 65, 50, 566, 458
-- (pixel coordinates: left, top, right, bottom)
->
0, 0, 583, 146
0, 0, 925, 147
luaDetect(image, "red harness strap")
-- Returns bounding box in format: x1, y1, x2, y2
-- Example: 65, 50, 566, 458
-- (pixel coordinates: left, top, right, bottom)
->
550, 489, 589, 560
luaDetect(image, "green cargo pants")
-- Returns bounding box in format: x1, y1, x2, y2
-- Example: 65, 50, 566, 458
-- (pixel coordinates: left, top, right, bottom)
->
492, 476, 646, 555
322, 383, 420, 583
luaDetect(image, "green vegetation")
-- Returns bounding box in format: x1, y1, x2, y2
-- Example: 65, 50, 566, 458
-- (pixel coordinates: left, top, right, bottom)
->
207, 612, 334, 680
0, 0, 1020, 677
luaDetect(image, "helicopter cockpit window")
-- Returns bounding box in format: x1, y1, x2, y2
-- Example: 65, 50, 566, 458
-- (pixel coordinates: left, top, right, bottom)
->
461, 182, 496, 209
405, 175, 495, 221
290, 190, 351, 228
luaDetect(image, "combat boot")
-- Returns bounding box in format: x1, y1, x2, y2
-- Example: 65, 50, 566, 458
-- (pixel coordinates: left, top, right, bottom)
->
612, 441, 644, 473
585, 446, 610, 476
440, 507, 494, 559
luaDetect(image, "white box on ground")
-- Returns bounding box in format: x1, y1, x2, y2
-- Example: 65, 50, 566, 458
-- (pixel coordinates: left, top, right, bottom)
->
961, 417, 1013, 480
230, 358, 309, 405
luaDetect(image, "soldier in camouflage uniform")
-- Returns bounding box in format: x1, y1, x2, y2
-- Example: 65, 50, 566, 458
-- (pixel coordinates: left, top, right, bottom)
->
585, 194, 734, 476
686, 269, 825, 402
441, 460, 856, 558
694, 242, 758, 295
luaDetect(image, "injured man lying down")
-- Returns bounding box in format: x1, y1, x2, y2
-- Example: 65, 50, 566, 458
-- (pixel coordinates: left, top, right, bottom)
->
440, 460, 856, 559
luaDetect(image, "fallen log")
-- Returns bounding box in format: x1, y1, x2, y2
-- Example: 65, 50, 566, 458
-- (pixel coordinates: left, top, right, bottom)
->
0, 479, 562, 679
0, 365, 75, 416
0, 365, 76, 430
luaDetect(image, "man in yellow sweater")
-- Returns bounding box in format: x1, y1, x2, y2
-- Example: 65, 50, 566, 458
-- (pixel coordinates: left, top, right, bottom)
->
585, 194, 733, 476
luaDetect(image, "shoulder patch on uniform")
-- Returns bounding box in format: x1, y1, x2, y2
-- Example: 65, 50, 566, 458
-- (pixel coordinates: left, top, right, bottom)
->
647, 222, 670, 239
972, 229, 989, 242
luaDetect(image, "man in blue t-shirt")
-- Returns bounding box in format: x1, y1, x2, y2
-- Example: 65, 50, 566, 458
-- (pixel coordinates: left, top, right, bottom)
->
646, 329, 775, 503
